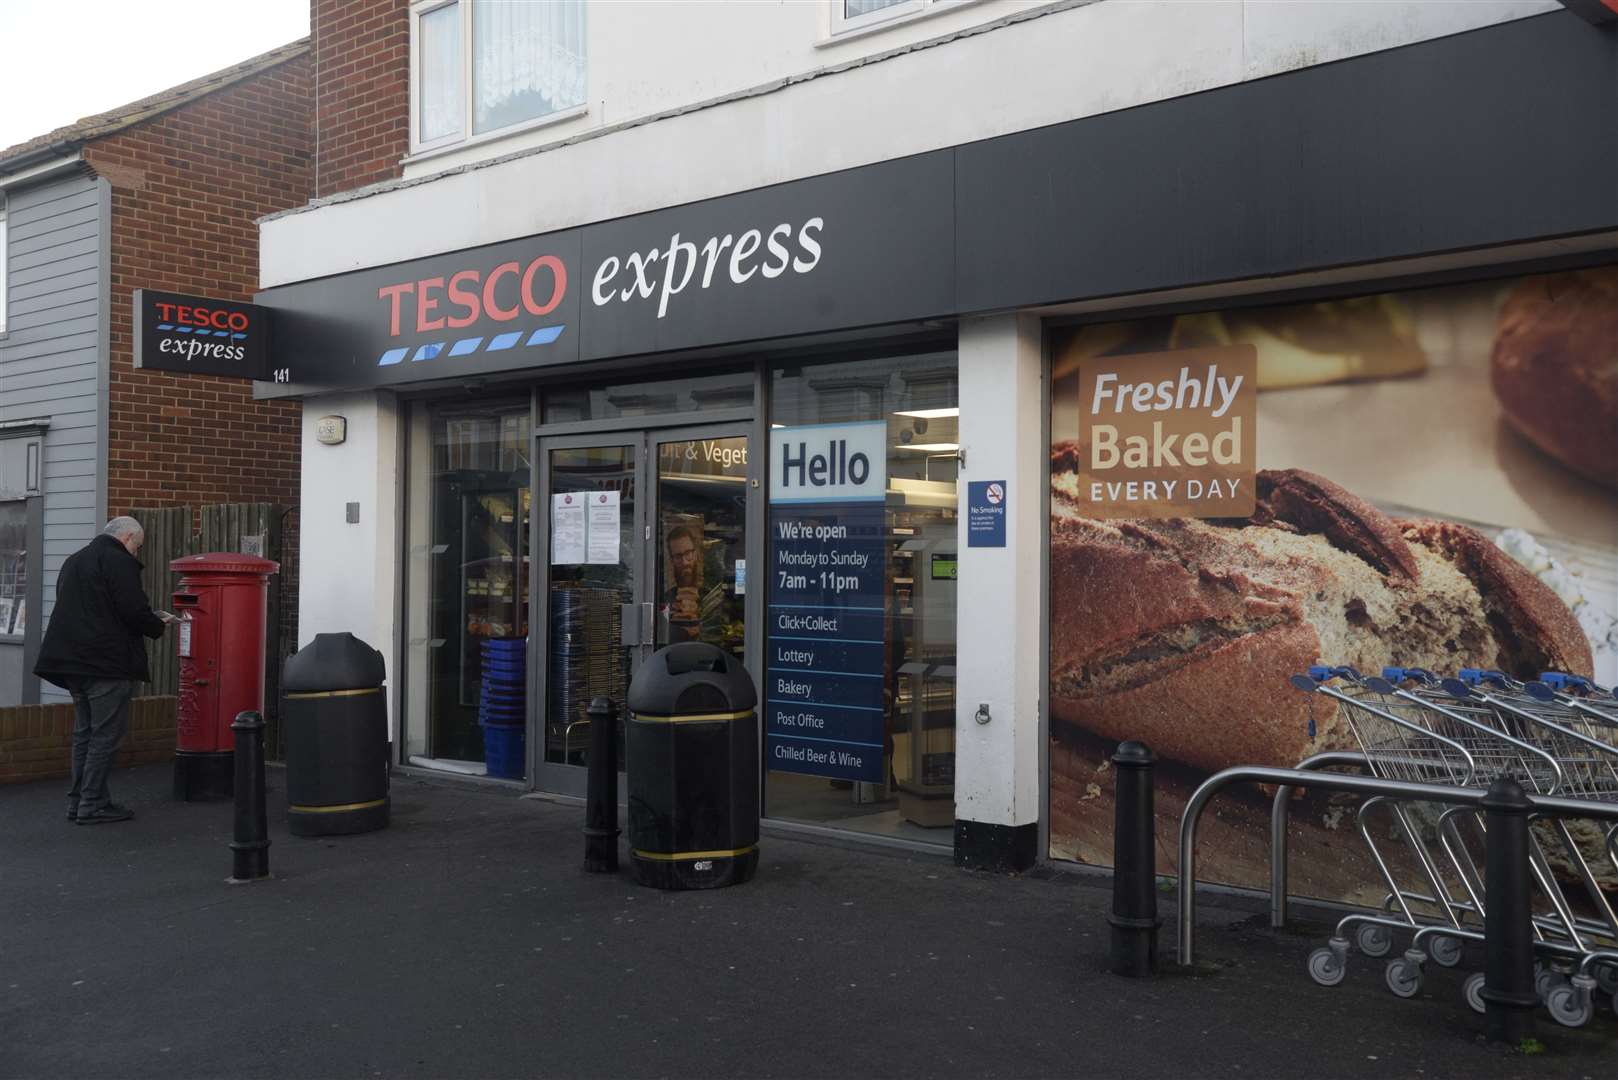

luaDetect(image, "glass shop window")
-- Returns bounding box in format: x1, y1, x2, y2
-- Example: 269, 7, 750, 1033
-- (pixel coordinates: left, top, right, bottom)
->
404, 398, 532, 776
0, 500, 25, 638
542, 370, 754, 425
764, 350, 959, 843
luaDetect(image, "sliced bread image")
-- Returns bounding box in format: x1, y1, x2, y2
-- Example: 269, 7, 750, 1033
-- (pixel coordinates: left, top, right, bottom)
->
1048, 463, 1592, 773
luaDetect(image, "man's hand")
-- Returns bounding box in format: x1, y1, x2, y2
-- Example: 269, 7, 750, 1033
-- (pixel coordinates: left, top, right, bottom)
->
673, 587, 699, 621
155, 610, 180, 625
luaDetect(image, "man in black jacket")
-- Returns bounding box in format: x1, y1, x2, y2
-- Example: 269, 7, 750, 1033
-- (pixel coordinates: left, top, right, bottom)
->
34, 518, 173, 824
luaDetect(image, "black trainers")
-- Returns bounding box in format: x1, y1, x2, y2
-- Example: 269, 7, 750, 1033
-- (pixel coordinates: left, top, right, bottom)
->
75, 805, 134, 825
66, 804, 78, 822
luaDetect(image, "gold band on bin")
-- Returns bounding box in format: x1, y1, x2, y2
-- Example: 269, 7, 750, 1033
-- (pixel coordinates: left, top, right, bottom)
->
629, 709, 753, 724
632, 844, 758, 862
284, 688, 382, 699
289, 798, 387, 814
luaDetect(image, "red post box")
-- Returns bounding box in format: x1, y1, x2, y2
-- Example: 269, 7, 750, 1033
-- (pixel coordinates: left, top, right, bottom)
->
171, 553, 279, 801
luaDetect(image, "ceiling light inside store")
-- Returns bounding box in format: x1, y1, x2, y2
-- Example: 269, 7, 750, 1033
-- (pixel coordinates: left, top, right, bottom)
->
893, 408, 959, 419
896, 442, 960, 452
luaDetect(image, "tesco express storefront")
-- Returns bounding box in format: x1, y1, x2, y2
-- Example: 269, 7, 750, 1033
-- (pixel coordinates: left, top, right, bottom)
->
256, 12, 1617, 874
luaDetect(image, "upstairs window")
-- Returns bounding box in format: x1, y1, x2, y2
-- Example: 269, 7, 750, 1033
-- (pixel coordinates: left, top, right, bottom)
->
829, 0, 969, 37
412, 0, 588, 154
844, 0, 915, 18
0, 194, 8, 334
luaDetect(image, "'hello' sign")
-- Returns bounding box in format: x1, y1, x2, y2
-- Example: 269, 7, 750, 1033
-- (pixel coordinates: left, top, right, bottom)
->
768, 422, 887, 504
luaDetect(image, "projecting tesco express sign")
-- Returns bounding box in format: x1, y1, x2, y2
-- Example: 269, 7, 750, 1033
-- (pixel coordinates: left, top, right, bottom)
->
133, 289, 270, 380
367, 216, 825, 365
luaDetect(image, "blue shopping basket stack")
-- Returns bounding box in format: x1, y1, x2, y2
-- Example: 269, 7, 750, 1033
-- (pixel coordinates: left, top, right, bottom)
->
479, 638, 527, 778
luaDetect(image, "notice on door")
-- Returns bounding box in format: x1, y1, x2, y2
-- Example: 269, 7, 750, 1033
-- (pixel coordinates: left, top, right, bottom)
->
586, 490, 620, 564
766, 422, 888, 784
551, 492, 587, 564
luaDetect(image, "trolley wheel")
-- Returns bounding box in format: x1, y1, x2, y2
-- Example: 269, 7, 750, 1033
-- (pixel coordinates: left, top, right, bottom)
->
1308, 947, 1347, 988
1547, 983, 1593, 1029
1594, 963, 1618, 997
1429, 935, 1463, 969
1536, 968, 1567, 1004
1385, 956, 1424, 999
1463, 972, 1487, 1015
1356, 924, 1394, 959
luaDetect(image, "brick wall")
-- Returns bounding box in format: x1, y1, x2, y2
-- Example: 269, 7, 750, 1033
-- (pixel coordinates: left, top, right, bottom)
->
0, 697, 176, 785
313, 0, 409, 198
84, 48, 313, 653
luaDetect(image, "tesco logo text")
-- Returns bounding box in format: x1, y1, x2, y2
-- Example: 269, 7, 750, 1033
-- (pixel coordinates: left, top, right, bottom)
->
376, 254, 567, 338
155, 303, 250, 333
592, 216, 824, 318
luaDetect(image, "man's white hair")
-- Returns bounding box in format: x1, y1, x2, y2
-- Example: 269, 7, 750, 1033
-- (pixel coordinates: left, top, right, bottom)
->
102, 516, 144, 541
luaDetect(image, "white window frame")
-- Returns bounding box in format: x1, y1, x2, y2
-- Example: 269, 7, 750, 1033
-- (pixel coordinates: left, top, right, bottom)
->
408, 0, 589, 161
0, 193, 8, 336
824, 0, 979, 42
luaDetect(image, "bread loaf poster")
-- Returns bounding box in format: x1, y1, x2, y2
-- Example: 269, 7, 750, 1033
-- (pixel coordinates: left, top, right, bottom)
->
1048, 265, 1617, 903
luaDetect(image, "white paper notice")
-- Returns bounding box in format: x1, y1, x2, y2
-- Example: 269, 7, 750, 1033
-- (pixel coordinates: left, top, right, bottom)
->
551, 493, 587, 564
586, 491, 621, 565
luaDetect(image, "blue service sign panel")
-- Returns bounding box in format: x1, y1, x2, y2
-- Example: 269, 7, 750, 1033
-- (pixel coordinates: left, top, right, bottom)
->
967, 480, 1007, 547
766, 422, 888, 783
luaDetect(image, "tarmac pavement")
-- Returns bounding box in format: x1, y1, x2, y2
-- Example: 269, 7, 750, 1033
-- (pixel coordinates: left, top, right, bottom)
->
2, 762, 1612, 1079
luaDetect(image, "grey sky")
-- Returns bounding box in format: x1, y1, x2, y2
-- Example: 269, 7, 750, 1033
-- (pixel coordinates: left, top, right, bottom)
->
0, 0, 309, 152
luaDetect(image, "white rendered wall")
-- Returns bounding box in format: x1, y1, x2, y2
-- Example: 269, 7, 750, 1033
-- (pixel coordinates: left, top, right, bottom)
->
298, 393, 401, 735
953, 315, 1045, 830
264, 0, 1556, 287
402, 0, 1560, 178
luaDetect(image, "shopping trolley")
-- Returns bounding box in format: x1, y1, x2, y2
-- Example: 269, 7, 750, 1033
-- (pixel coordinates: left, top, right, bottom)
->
1439, 670, 1618, 1025
1290, 665, 1618, 1006
1290, 667, 1481, 994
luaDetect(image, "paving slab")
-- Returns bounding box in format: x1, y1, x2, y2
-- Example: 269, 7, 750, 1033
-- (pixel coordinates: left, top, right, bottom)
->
1, 763, 1610, 1079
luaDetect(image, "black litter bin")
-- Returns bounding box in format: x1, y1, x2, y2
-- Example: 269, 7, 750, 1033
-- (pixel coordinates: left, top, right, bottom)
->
282, 633, 390, 836
626, 642, 758, 890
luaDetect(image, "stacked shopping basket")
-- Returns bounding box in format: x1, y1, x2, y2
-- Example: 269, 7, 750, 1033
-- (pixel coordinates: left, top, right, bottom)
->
479, 637, 526, 779
1293, 666, 1618, 1026
548, 587, 626, 763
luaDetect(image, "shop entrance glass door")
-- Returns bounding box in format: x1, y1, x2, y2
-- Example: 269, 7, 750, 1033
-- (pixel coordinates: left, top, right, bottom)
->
534, 425, 752, 794
536, 437, 641, 793
651, 429, 749, 666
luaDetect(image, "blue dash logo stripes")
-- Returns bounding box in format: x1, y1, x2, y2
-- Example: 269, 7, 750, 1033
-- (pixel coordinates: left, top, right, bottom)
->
378, 324, 567, 367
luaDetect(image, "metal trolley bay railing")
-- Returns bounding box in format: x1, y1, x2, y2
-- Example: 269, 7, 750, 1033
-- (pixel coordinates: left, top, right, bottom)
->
1178, 666, 1618, 1030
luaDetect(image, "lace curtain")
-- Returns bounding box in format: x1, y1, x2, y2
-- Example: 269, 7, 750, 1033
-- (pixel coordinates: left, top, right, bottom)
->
844, 0, 909, 17
419, 3, 463, 142
473, 0, 588, 134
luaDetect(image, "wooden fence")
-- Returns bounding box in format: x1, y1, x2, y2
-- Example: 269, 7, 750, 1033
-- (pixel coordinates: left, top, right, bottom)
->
133, 507, 191, 696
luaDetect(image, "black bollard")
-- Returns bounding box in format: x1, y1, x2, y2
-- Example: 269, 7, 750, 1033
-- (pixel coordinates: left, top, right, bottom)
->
583, 696, 620, 873
228, 711, 271, 883
1481, 776, 1535, 1043
1109, 740, 1159, 976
